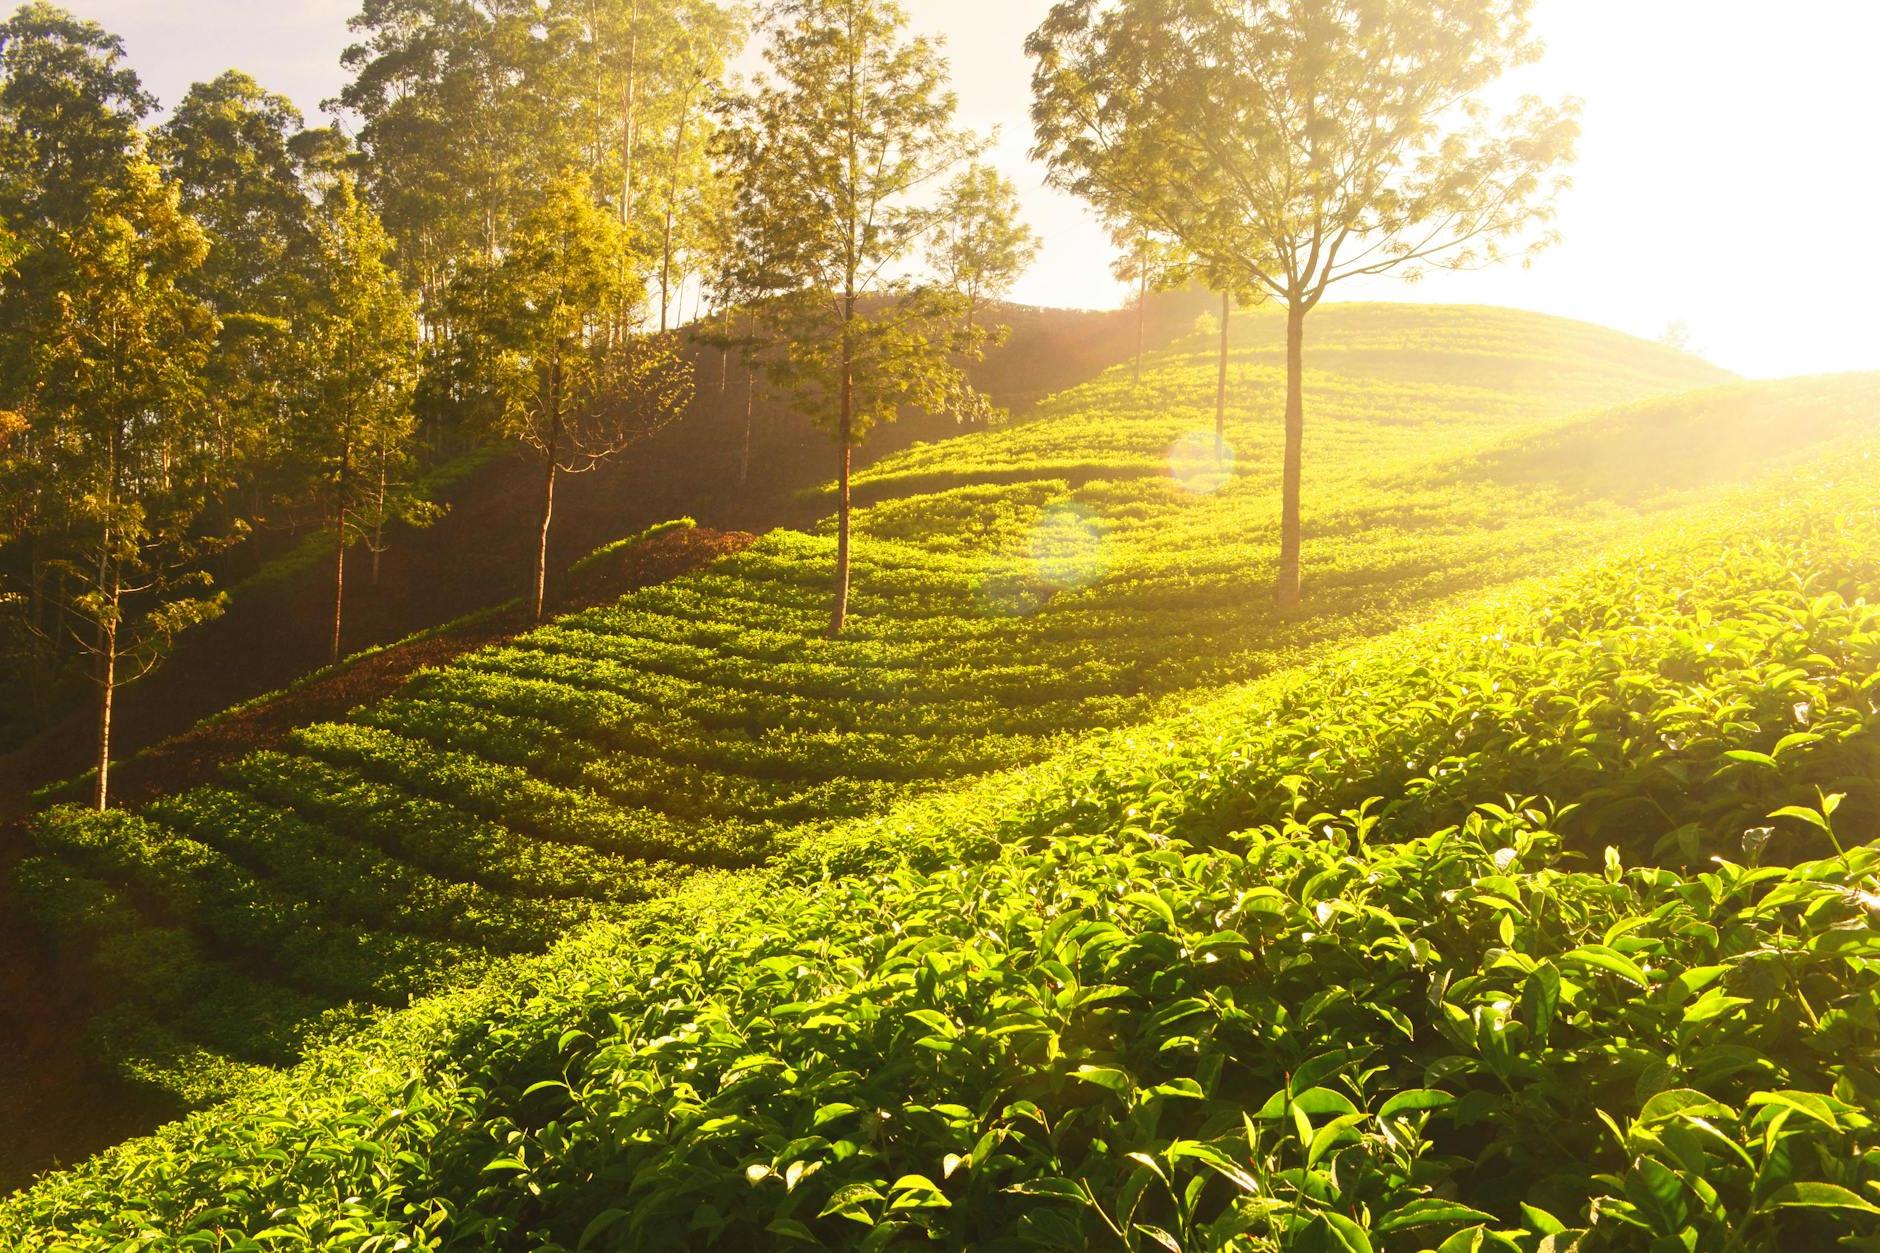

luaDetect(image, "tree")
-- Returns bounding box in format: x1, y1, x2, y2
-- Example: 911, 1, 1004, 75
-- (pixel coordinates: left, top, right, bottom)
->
456, 176, 692, 620
932, 163, 1039, 340
337, 0, 555, 330
728, 0, 989, 635
1107, 221, 1184, 383
21, 160, 226, 809
294, 177, 424, 664
155, 71, 321, 526
1030, 0, 1578, 607
0, 1, 152, 236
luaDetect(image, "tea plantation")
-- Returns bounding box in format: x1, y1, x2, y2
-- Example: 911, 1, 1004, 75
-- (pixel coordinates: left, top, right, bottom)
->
7, 304, 1880, 1248
15, 305, 1753, 1105
6, 393, 1880, 1248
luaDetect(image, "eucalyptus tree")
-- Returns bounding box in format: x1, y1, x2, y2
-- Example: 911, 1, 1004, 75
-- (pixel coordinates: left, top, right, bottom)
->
1030, 0, 1578, 606
933, 163, 1039, 341
25, 160, 225, 809
0, 1, 151, 233
455, 176, 692, 620
728, 0, 989, 635
295, 177, 424, 664
155, 72, 320, 518
0, 1, 158, 735
337, 0, 553, 331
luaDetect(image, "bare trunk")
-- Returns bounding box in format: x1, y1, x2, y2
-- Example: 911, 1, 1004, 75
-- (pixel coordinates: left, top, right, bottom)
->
720, 303, 731, 392
829, 316, 853, 637
621, 3, 638, 226
659, 209, 675, 332
92, 591, 115, 812
1135, 268, 1147, 384
830, 402, 851, 637
534, 448, 557, 623
1215, 290, 1230, 462
331, 441, 349, 665
740, 358, 755, 488
371, 449, 387, 587
1276, 300, 1306, 609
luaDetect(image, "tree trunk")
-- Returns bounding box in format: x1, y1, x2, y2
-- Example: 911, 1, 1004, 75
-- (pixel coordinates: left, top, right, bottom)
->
534, 449, 557, 623
720, 303, 731, 392
1134, 269, 1147, 384
829, 334, 853, 637
331, 441, 349, 665
740, 357, 755, 488
1215, 289, 1230, 463
331, 523, 346, 667
93, 587, 116, 812
1276, 300, 1306, 609
371, 448, 387, 587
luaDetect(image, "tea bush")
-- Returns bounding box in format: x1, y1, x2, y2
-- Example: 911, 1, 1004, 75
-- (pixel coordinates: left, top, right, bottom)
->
13, 307, 1868, 1117
7, 461, 1880, 1247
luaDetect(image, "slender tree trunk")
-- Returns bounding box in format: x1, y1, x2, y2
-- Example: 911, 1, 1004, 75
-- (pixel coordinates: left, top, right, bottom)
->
371, 448, 387, 587
93, 581, 116, 812
1276, 300, 1306, 609
534, 432, 559, 622
1215, 290, 1230, 462
622, 1, 639, 226
740, 357, 755, 487
830, 321, 854, 637
331, 441, 349, 665
720, 304, 731, 392
1134, 268, 1147, 384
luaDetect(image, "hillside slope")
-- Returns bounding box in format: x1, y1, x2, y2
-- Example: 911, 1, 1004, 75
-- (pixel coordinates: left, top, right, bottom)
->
7, 427, 1880, 1248
0, 305, 1791, 1185
0, 295, 1214, 815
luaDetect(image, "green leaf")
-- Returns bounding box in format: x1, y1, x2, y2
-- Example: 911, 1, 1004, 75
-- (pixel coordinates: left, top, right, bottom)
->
1071, 1064, 1132, 1093
1374, 1198, 1497, 1232
1521, 961, 1560, 1044
1379, 1088, 1454, 1120
1767, 1182, 1880, 1214
1561, 944, 1649, 987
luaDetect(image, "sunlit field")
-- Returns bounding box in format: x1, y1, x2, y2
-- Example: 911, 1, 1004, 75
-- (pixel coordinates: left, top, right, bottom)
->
2, 0, 1878, 1246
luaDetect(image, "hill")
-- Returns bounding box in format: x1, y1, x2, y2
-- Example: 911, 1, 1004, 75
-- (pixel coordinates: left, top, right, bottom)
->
0, 303, 1815, 1189
0, 294, 1214, 816
5, 405, 1879, 1248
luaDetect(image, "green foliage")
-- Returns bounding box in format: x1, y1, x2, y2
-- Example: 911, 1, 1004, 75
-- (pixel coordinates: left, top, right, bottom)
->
9, 467, 1880, 1245
566, 516, 697, 576
6, 305, 1820, 1108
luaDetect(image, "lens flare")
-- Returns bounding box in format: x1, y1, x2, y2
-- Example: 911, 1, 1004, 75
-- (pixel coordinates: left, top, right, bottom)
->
977, 502, 1111, 617
1167, 430, 1235, 494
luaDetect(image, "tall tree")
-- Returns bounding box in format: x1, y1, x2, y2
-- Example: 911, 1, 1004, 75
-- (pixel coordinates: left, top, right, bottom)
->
1031, 0, 1577, 607
155, 71, 320, 522
0, 2, 161, 742
337, 0, 553, 330
728, 0, 988, 635
455, 176, 692, 620
23, 160, 226, 809
295, 177, 424, 664
932, 163, 1039, 341
0, 1, 151, 235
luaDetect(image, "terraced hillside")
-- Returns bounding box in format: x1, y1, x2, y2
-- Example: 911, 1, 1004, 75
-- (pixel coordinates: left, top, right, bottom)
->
10, 307, 1853, 1143
8, 417, 1880, 1249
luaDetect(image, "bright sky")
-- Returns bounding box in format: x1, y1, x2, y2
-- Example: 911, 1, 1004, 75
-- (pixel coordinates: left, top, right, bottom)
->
78, 0, 1880, 379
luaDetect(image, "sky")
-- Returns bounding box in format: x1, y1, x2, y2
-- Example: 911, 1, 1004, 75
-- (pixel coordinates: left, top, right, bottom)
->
75, 0, 1880, 379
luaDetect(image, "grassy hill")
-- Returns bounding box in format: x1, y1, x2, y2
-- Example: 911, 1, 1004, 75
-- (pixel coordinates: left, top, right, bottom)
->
6, 305, 1872, 1198
5, 402, 1879, 1248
